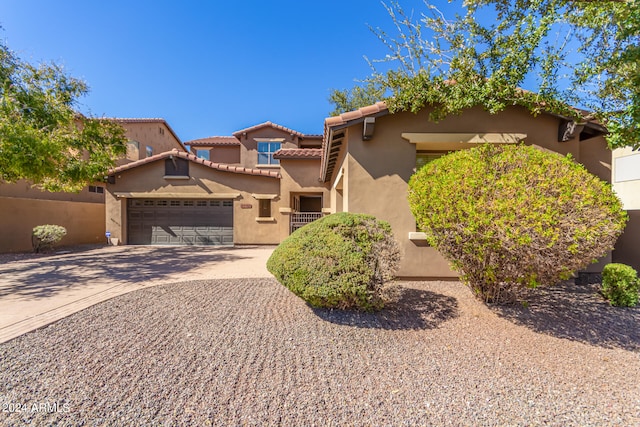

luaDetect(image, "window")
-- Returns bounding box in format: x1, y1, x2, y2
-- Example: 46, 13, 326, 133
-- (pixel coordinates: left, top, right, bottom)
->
416, 152, 446, 170
170, 200, 181, 207
165, 157, 189, 177
257, 142, 281, 165
146, 145, 153, 157
88, 185, 104, 194
259, 199, 271, 218
222, 200, 233, 207
196, 149, 210, 160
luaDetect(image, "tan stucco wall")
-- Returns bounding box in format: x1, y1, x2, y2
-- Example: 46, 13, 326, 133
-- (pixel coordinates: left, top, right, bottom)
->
578, 136, 612, 183
120, 122, 184, 164
106, 160, 282, 245
342, 116, 457, 278
0, 196, 105, 253
189, 146, 241, 164
212, 146, 241, 164
0, 181, 104, 253
0, 180, 105, 203
332, 106, 612, 278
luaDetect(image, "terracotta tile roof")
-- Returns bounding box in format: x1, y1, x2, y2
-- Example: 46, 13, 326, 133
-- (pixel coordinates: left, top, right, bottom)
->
323, 101, 389, 129
185, 136, 241, 146
273, 148, 322, 159
109, 149, 281, 179
232, 121, 306, 138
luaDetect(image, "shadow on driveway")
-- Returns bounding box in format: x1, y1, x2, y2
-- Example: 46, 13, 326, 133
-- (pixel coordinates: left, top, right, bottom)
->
0, 246, 250, 299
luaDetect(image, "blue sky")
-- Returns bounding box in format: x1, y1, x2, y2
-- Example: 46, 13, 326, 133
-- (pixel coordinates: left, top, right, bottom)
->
1, 0, 445, 141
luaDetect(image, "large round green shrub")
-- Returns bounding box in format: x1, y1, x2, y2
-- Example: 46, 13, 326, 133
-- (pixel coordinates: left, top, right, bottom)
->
267, 212, 401, 311
408, 144, 627, 304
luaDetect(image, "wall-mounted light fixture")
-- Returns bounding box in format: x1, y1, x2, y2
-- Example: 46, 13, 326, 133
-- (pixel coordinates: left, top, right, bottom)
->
363, 117, 376, 141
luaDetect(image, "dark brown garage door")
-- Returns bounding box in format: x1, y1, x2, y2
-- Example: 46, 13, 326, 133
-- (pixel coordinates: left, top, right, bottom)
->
127, 199, 233, 245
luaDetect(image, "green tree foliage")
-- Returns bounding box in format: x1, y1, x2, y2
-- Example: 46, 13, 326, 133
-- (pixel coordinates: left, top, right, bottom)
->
408, 144, 627, 304
331, 0, 640, 148
267, 212, 401, 311
328, 81, 385, 116
0, 40, 127, 192
601, 263, 640, 307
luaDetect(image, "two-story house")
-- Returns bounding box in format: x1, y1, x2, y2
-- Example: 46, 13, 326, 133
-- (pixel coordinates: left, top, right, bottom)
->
104, 104, 622, 278
105, 122, 330, 247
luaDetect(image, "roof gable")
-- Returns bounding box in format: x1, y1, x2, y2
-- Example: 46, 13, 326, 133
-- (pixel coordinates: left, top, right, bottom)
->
232, 121, 306, 138
111, 118, 186, 150
109, 149, 281, 179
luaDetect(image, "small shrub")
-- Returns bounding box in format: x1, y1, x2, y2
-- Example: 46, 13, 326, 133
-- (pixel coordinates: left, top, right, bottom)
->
408, 144, 627, 304
267, 212, 401, 311
32, 224, 67, 253
601, 263, 640, 307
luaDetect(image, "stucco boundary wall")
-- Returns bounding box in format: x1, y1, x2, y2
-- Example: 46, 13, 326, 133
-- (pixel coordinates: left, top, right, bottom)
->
0, 197, 106, 253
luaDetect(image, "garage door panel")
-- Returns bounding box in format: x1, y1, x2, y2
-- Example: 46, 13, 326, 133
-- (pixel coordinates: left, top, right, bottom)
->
128, 199, 234, 246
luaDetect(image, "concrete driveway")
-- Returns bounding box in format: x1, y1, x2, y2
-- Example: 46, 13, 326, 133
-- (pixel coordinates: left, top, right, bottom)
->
0, 245, 275, 343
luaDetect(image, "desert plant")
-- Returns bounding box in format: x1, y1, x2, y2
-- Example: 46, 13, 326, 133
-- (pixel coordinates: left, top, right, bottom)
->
267, 212, 401, 311
32, 225, 67, 253
601, 263, 640, 307
408, 143, 627, 304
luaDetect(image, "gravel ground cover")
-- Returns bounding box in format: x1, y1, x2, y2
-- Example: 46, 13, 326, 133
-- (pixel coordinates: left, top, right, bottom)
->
1, 278, 639, 426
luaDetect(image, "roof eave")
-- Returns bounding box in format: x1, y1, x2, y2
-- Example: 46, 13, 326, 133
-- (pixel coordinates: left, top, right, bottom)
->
108, 149, 281, 179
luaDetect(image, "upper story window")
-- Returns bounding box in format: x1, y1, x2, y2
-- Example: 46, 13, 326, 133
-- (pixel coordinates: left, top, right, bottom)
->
146, 145, 153, 158
196, 149, 210, 161
257, 142, 281, 165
